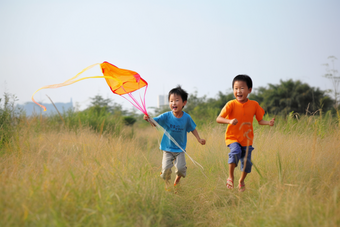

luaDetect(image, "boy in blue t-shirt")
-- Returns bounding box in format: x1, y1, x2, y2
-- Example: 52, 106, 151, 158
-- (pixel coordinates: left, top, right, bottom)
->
144, 86, 206, 188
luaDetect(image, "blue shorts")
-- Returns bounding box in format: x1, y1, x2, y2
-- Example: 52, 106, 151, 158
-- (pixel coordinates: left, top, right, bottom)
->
228, 142, 254, 173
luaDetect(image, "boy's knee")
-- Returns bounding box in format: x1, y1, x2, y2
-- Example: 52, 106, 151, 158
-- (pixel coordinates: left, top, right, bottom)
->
242, 161, 252, 173
228, 143, 245, 166
176, 166, 187, 178
160, 168, 172, 180
228, 153, 239, 165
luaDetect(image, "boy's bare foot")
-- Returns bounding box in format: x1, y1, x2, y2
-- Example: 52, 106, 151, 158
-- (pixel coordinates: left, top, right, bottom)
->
226, 178, 234, 189
174, 175, 181, 185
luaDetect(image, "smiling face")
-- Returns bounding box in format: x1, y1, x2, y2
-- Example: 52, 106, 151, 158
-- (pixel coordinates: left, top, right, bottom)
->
233, 80, 252, 103
169, 93, 187, 114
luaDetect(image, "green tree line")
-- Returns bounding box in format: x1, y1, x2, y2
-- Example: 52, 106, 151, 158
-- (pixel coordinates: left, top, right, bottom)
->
0, 94, 139, 149
0, 79, 336, 149
154, 79, 335, 125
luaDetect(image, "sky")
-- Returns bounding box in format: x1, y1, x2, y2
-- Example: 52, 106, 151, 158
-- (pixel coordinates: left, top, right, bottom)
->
1, 0, 339, 113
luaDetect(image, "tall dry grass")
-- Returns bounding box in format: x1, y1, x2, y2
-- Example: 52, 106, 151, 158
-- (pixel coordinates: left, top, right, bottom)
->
0, 115, 340, 226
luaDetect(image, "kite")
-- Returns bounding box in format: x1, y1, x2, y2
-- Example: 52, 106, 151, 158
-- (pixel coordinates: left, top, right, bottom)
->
32, 61, 148, 115
32, 61, 204, 172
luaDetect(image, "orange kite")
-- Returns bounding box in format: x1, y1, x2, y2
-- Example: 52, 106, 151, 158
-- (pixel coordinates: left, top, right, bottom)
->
32, 61, 148, 114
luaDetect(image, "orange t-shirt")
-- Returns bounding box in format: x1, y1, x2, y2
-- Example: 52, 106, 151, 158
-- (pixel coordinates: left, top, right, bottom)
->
218, 99, 265, 146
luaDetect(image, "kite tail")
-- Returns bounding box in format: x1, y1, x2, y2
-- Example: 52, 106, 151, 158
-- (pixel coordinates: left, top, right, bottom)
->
31, 63, 121, 111
147, 118, 207, 178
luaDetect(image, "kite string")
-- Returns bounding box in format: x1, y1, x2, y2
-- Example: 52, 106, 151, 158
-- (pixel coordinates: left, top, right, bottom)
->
130, 81, 148, 114
122, 95, 146, 115
147, 118, 207, 178
131, 82, 148, 114
121, 85, 148, 115
127, 92, 145, 111
140, 84, 148, 112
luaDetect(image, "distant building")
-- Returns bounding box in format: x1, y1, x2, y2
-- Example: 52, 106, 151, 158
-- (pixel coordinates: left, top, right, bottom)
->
17, 98, 73, 116
157, 95, 168, 108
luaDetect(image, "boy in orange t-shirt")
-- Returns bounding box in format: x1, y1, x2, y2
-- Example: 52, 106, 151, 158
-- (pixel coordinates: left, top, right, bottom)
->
216, 75, 275, 192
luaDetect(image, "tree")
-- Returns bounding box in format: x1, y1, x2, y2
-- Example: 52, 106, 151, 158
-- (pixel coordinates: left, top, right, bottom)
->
256, 79, 333, 115
249, 87, 266, 104
88, 94, 125, 115
0, 93, 20, 147
123, 116, 137, 126
210, 91, 235, 110
185, 90, 207, 114
323, 56, 339, 109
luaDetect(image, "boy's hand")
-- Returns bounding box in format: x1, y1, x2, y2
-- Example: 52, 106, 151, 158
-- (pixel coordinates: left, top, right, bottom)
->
198, 138, 206, 145
144, 115, 156, 127
230, 118, 238, 125
143, 115, 149, 121
269, 118, 275, 126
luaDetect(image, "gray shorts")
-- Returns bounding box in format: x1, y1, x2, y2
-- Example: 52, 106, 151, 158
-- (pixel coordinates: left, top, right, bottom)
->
160, 151, 187, 180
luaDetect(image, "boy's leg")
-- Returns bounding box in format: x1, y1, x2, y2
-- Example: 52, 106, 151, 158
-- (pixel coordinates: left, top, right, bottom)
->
173, 152, 186, 185
161, 151, 175, 187
239, 146, 254, 192
227, 163, 236, 188
227, 143, 242, 189
239, 172, 247, 186
174, 175, 181, 185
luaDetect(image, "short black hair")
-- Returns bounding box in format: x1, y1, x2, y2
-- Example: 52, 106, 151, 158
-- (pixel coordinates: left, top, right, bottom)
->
168, 85, 188, 102
232, 74, 253, 89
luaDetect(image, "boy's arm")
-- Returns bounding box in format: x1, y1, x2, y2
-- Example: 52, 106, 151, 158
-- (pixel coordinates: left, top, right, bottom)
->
216, 116, 238, 125
258, 118, 275, 126
191, 128, 206, 145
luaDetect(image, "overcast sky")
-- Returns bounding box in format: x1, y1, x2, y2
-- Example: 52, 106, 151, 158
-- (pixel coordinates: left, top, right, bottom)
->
1, 0, 339, 113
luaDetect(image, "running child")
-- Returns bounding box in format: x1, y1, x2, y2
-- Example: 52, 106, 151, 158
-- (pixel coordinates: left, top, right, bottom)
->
144, 85, 206, 189
216, 75, 275, 192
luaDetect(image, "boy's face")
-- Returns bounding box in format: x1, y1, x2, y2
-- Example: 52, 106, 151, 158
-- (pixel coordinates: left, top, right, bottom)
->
169, 94, 187, 113
233, 80, 252, 104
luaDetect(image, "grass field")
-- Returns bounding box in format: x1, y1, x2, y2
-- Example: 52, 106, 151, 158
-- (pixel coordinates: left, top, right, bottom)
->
0, 114, 340, 226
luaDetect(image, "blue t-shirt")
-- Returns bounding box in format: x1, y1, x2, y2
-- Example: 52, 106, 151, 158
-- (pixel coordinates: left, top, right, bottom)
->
154, 111, 196, 152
